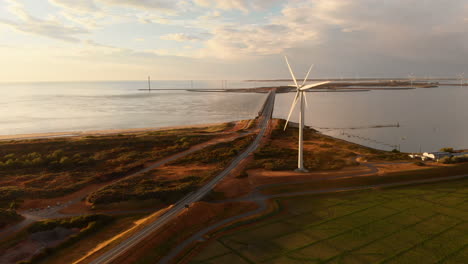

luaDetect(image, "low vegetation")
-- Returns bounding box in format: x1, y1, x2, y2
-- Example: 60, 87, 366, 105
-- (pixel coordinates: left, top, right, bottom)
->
440, 147, 455, 153
20, 214, 113, 264
0, 128, 220, 210
440, 154, 468, 164
250, 120, 364, 171
0, 208, 23, 228
88, 135, 255, 205
33, 213, 148, 264
88, 173, 201, 204
169, 135, 255, 166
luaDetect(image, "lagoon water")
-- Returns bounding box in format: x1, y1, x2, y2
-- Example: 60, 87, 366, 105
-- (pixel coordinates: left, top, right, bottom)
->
0, 80, 467, 152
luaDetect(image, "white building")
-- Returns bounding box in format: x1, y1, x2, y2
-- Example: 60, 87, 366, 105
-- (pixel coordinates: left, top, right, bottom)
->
422, 152, 451, 161
420, 151, 468, 161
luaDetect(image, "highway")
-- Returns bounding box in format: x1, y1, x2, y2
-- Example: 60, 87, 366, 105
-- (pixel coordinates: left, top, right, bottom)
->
88, 89, 276, 264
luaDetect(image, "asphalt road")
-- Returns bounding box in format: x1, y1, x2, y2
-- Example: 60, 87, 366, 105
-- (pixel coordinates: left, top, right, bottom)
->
88, 90, 276, 264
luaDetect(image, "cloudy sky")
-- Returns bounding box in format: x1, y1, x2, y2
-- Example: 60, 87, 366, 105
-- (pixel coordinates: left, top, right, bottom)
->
0, 0, 467, 82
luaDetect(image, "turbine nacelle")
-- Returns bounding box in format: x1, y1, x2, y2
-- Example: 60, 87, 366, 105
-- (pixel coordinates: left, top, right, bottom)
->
283, 56, 330, 130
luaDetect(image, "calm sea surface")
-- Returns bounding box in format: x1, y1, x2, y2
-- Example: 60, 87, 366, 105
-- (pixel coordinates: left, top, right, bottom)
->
0, 80, 466, 152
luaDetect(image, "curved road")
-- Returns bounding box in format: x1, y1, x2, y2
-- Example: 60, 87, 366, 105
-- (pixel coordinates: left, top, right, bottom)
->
88, 90, 276, 264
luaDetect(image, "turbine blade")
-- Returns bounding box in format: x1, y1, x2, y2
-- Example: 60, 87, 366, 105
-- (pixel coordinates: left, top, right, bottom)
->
284, 91, 300, 130
302, 64, 314, 86
300, 81, 330, 91
304, 92, 309, 109
284, 56, 299, 88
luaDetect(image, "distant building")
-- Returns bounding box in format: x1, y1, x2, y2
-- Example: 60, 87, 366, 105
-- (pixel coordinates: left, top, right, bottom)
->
422, 152, 452, 161
417, 151, 468, 161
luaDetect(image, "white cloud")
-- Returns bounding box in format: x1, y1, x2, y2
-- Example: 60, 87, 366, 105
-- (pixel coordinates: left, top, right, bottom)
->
48, 0, 100, 13
99, 0, 178, 12
194, 0, 468, 61
193, 0, 279, 13
2, 0, 468, 79
136, 13, 171, 24
0, 0, 88, 42
161, 33, 211, 42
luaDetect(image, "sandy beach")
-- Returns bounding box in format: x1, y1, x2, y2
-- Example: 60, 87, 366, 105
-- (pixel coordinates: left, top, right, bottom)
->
0, 122, 227, 141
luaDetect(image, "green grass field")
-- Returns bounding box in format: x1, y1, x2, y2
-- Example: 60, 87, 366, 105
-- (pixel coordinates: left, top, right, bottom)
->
188, 180, 468, 264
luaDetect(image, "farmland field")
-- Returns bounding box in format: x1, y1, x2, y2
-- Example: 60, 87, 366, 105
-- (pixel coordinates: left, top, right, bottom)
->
187, 179, 468, 264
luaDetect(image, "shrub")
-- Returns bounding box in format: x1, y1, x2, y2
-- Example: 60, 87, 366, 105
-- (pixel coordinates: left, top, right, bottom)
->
452, 155, 468, 163
22, 214, 113, 264
4, 153, 15, 159
440, 147, 454, 153
439, 156, 453, 164
237, 170, 249, 178
27, 214, 112, 233
59, 156, 71, 165
0, 208, 23, 228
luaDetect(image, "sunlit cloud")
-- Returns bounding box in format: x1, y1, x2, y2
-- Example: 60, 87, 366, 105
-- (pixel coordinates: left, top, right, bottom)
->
193, 0, 280, 13
0, 0, 467, 81
161, 33, 211, 42
0, 0, 88, 42
48, 0, 100, 13
99, 0, 179, 12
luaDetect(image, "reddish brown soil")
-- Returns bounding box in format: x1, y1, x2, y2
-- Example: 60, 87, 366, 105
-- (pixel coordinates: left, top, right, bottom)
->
250, 166, 371, 184
20, 183, 105, 210
154, 164, 217, 181
213, 119, 278, 199
214, 156, 255, 199
374, 162, 447, 174
225, 120, 249, 132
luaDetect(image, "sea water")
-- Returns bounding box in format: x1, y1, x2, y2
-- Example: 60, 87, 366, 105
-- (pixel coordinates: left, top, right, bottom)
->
0, 80, 466, 152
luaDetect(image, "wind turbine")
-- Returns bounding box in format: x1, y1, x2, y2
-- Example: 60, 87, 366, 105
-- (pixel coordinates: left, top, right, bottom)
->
408, 73, 414, 88
283, 56, 330, 172
458, 72, 465, 86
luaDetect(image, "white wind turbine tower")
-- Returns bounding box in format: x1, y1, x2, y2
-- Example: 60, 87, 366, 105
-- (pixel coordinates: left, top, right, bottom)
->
283, 56, 330, 172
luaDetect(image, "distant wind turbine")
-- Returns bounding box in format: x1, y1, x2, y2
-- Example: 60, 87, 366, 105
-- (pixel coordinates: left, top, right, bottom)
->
458, 72, 465, 86
283, 56, 330, 172
408, 73, 414, 88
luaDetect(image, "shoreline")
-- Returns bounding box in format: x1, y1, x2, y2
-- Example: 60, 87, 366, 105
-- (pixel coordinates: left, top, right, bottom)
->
0, 122, 228, 141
